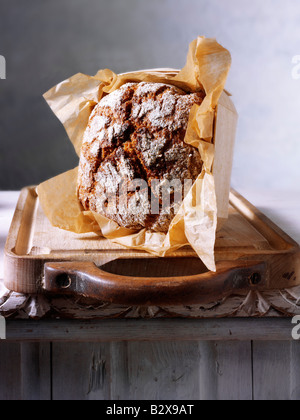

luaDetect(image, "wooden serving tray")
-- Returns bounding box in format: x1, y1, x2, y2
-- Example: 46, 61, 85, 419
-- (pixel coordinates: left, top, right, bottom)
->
4, 187, 300, 306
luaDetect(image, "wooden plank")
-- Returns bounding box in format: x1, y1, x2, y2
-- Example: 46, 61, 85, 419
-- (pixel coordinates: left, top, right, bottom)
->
20, 343, 51, 400
109, 342, 130, 400
253, 341, 291, 400
52, 340, 252, 401
4, 187, 300, 299
0, 342, 22, 400
124, 342, 201, 400
52, 343, 111, 400
252, 341, 300, 400
198, 341, 253, 400
53, 341, 201, 401
0, 342, 51, 400
290, 341, 300, 400
4, 318, 296, 342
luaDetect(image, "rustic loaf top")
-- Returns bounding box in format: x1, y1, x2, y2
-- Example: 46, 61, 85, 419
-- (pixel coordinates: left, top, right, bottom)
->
78, 82, 205, 232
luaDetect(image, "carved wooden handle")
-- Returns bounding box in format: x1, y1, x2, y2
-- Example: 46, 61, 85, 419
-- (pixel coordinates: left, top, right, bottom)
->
43, 260, 267, 306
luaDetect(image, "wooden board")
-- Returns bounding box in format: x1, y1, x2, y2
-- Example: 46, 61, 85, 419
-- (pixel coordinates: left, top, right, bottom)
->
2, 339, 300, 400
3, 187, 300, 304
3, 69, 240, 303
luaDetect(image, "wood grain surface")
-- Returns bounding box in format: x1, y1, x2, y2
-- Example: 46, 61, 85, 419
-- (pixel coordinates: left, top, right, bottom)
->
4, 188, 300, 302
1, 338, 300, 400
1, 190, 300, 401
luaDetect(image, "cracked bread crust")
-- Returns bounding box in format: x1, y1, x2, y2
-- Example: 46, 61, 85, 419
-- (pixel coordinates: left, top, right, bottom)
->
78, 81, 205, 232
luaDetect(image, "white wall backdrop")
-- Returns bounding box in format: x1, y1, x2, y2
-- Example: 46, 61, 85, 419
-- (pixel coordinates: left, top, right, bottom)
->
0, 0, 299, 192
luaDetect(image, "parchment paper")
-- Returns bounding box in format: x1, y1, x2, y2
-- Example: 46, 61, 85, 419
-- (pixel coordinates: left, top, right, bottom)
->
37, 37, 231, 271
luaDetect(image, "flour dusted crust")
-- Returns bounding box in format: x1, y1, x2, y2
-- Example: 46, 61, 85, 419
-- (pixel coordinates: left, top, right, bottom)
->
78, 82, 205, 232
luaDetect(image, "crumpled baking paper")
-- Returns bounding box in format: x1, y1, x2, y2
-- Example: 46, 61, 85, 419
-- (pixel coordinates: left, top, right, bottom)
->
37, 36, 232, 271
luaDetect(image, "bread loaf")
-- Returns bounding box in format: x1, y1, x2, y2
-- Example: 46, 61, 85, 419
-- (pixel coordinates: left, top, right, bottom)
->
78, 81, 205, 232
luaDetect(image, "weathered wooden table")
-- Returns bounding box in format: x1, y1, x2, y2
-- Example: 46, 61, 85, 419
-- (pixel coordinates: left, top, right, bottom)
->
0, 190, 300, 400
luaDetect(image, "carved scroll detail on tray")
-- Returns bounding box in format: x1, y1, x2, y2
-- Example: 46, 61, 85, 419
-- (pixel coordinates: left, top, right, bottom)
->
1, 282, 300, 319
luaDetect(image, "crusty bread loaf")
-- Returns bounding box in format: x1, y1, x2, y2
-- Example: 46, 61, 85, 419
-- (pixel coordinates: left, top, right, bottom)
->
78, 81, 205, 232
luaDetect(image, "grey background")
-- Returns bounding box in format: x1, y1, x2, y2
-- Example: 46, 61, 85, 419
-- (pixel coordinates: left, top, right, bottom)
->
0, 0, 300, 192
